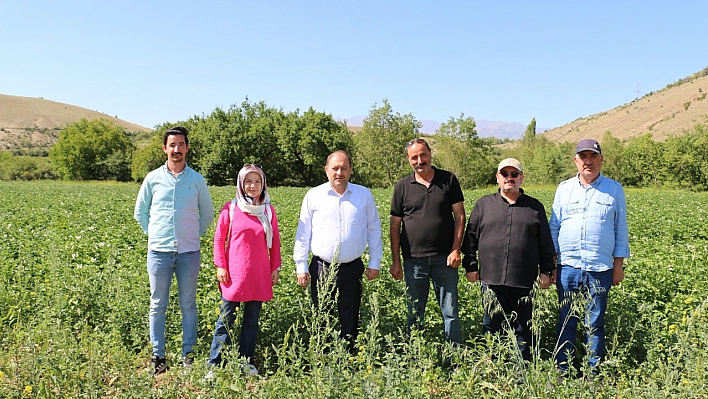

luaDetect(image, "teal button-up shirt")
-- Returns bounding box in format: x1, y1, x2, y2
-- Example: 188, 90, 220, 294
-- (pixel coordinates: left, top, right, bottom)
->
134, 163, 214, 253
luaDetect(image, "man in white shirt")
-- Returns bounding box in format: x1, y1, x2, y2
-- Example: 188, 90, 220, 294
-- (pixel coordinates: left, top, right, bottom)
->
294, 150, 383, 352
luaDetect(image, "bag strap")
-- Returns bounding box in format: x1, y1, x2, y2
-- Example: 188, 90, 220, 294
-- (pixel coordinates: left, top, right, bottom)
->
225, 199, 236, 251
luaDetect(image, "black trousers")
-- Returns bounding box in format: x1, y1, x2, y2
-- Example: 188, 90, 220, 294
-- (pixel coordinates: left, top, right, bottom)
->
481, 283, 533, 361
309, 256, 364, 352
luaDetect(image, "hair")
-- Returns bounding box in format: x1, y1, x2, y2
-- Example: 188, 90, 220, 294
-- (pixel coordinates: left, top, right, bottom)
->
326, 150, 352, 168
163, 126, 189, 146
405, 138, 431, 156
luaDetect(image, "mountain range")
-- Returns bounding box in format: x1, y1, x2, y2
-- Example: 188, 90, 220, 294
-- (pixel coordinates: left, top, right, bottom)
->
1, 66, 707, 154
338, 116, 543, 140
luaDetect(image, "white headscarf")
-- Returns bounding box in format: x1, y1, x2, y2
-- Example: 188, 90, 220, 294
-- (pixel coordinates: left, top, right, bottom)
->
235, 165, 273, 248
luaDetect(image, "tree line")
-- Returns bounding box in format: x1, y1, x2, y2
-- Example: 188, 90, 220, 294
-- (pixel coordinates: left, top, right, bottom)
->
2, 99, 707, 191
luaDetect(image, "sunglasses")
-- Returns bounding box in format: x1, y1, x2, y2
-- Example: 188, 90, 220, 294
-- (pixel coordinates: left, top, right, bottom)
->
244, 163, 262, 169
405, 138, 431, 151
499, 170, 522, 178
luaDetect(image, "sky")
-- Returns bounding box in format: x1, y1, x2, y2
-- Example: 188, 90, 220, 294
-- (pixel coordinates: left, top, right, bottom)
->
2, 0, 707, 130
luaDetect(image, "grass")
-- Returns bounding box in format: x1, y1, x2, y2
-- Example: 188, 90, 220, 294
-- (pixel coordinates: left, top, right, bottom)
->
1, 181, 708, 398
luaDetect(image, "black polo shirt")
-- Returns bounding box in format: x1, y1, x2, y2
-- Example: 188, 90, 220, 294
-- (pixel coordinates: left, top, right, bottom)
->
461, 189, 556, 288
390, 167, 464, 258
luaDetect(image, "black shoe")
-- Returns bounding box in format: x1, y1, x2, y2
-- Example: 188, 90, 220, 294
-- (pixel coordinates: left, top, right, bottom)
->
183, 352, 195, 368
152, 355, 167, 376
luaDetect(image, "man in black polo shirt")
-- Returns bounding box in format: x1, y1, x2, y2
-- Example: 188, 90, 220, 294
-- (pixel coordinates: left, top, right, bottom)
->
390, 138, 466, 345
461, 158, 556, 361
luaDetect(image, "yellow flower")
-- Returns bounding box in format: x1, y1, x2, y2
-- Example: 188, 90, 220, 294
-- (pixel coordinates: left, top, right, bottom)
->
684, 297, 694, 304
24, 385, 33, 393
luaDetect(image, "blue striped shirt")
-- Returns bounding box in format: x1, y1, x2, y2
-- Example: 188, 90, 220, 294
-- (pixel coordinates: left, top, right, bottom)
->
134, 163, 214, 253
550, 174, 630, 271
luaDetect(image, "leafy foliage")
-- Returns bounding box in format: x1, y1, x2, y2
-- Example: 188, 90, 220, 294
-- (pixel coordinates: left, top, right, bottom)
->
2, 181, 708, 397
433, 113, 498, 187
354, 100, 421, 187
49, 118, 134, 181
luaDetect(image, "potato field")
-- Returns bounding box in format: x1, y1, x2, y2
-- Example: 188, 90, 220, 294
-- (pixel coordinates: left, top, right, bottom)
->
1, 181, 707, 398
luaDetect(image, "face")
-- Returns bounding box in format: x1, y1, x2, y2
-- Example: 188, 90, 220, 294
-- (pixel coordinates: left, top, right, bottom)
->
243, 171, 263, 198
162, 134, 189, 164
574, 150, 603, 183
496, 167, 524, 194
325, 152, 351, 193
406, 142, 432, 176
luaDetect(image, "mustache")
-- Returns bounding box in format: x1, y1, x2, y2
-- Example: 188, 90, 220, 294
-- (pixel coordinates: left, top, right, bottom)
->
414, 162, 427, 167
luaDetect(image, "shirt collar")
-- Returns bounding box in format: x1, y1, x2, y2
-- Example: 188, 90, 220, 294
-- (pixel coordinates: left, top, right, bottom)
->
575, 173, 604, 187
407, 166, 438, 184
496, 187, 525, 204
327, 182, 351, 196
164, 162, 189, 176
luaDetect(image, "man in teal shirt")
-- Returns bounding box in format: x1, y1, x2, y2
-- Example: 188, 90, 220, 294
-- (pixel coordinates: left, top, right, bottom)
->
134, 126, 214, 376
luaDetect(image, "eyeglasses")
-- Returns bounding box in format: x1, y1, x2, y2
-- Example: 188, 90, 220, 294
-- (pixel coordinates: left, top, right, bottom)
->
499, 170, 522, 178
566, 207, 587, 215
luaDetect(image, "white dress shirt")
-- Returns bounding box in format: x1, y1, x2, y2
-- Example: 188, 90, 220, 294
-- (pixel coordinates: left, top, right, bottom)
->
293, 182, 383, 274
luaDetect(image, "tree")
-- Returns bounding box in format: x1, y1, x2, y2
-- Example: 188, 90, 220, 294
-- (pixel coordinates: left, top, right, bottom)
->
131, 134, 166, 182
433, 113, 497, 187
524, 117, 537, 142
187, 101, 282, 186
354, 100, 421, 187
661, 123, 708, 190
622, 133, 663, 187
599, 131, 625, 183
275, 107, 354, 186
50, 119, 135, 181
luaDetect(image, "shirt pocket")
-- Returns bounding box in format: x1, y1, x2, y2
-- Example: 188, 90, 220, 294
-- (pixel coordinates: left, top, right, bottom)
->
594, 196, 614, 220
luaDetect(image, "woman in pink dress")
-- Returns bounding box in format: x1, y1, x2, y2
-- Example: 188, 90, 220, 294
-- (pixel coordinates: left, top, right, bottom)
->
207, 164, 281, 375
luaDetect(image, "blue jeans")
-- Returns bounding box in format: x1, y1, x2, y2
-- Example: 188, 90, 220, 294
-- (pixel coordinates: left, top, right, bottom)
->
555, 265, 614, 370
403, 255, 461, 344
208, 298, 262, 367
147, 249, 201, 358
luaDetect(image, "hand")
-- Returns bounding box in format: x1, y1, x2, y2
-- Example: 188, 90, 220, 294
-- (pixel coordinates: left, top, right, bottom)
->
297, 272, 311, 288
389, 260, 403, 281
365, 268, 380, 281
539, 273, 551, 289
612, 258, 625, 286
271, 269, 280, 286
447, 250, 461, 268
216, 267, 230, 285
466, 271, 478, 283
613, 266, 625, 286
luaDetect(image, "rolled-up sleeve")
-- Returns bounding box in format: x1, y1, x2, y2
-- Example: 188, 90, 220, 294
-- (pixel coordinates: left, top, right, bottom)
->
613, 186, 631, 259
